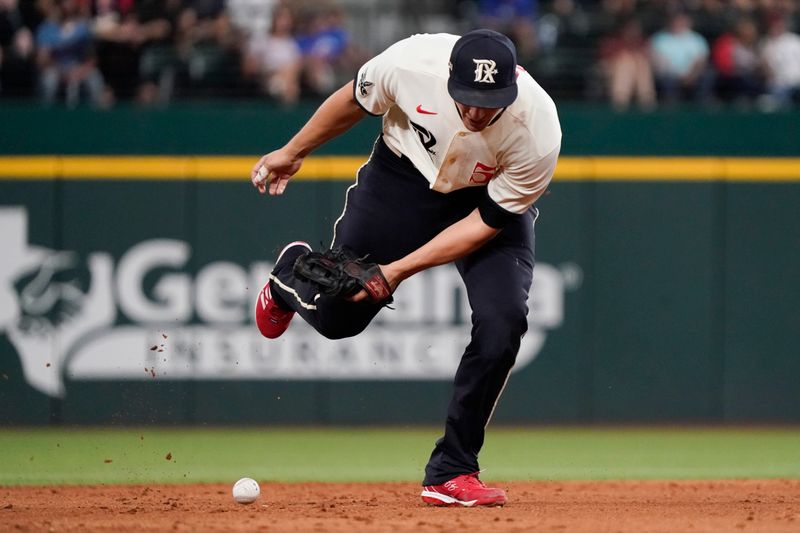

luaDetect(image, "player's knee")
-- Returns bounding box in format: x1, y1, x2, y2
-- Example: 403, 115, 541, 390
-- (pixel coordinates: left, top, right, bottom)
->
477, 296, 528, 324
316, 320, 368, 340
476, 304, 527, 337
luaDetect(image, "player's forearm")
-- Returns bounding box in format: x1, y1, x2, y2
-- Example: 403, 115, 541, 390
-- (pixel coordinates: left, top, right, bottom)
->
285, 81, 366, 158
388, 209, 500, 282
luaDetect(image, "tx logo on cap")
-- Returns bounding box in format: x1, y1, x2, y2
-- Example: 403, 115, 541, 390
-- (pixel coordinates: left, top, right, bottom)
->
473, 59, 498, 83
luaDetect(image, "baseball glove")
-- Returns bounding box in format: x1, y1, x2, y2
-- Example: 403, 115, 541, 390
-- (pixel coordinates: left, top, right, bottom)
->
293, 246, 393, 304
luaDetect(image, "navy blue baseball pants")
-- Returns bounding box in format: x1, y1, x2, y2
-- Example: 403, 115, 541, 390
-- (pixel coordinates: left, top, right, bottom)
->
270, 136, 536, 485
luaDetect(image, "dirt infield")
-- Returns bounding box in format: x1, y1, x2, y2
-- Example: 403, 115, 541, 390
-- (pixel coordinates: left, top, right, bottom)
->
2, 480, 798, 532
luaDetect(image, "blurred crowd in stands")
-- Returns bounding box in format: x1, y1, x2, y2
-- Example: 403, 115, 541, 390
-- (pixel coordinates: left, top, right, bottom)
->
0, 0, 368, 106
1, 0, 799, 110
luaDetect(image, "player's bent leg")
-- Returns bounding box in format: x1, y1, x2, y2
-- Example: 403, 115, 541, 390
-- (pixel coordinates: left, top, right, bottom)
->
262, 241, 382, 340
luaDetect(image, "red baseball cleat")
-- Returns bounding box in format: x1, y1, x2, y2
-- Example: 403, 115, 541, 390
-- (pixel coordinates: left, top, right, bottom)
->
421, 473, 507, 507
254, 241, 311, 339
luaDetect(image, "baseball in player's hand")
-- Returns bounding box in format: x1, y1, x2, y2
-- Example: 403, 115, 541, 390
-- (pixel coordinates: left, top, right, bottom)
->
250, 149, 304, 196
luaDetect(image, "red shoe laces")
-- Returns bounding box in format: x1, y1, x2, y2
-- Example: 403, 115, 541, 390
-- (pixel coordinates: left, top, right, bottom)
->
446, 474, 486, 493
463, 475, 487, 489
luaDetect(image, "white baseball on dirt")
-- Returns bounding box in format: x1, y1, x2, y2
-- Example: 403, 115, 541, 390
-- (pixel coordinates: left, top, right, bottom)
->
232, 477, 260, 504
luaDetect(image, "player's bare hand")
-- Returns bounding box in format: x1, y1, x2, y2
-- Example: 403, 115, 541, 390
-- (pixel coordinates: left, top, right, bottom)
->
347, 288, 370, 303
251, 149, 304, 196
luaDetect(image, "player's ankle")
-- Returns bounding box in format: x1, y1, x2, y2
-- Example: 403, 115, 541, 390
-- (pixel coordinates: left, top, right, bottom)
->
269, 282, 292, 311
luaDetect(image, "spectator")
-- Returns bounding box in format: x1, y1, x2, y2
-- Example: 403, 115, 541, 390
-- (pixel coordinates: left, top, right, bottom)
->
242, 3, 301, 105
294, 5, 353, 97
538, 0, 591, 54
599, 17, 656, 110
593, 0, 639, 40
176, 0, 239, 97
0, 0, 39, 97
227, 0, 275, 40
132, 0, 182, 105
0, 24, 36, 97
478, 0, 538, 61
92, 0, 181, 105
0, 0, 37, 47
36, 0, 108, 107
650, 11, 714, 104
91, 0, 135, 101
0, 0, 41, 44
712, 17, 764, 104
760, 13, 800, 108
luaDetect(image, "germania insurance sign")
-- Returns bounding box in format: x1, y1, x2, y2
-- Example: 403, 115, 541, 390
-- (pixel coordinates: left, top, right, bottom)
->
1, 206, 581, 398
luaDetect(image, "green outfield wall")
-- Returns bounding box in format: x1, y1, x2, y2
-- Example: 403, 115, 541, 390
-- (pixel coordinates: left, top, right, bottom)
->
0, 105, 798, 425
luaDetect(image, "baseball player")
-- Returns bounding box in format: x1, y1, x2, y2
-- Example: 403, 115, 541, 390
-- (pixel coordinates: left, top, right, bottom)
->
251, 29, 561, 507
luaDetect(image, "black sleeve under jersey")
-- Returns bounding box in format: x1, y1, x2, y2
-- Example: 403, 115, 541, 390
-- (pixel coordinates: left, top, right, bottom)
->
478, 188, 520, 229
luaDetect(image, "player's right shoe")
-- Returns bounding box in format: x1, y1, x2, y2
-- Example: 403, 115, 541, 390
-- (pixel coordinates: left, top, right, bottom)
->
254, 241, 312, 339
420, 473, 507, 507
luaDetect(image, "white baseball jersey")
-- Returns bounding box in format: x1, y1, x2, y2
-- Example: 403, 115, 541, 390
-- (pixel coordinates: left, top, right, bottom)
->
354, 33, 561, 215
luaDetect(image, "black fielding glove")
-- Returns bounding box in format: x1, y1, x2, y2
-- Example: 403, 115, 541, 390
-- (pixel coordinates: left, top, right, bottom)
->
293, 246, 393, 304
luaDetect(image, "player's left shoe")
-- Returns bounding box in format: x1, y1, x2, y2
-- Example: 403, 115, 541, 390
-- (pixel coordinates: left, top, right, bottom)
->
420, 473, 507, 507
254, 241, 311, 339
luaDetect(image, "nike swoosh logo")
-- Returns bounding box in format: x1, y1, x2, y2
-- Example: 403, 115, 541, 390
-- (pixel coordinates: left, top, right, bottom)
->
416, 104, 437, 115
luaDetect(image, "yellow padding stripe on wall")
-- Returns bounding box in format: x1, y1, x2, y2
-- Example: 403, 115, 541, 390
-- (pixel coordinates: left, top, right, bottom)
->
0, 156, 799, 182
